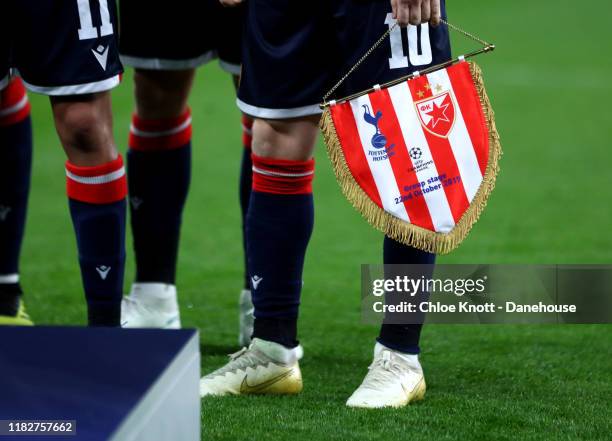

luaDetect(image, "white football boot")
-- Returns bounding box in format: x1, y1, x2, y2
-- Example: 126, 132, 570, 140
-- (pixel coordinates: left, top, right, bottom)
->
200, 338, 303, 397
346, 343, 426, 408
121, 283, 181, 329
238, 289, 254, 346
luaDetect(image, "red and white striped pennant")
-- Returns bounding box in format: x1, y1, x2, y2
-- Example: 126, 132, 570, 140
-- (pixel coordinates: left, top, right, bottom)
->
321, 61, 501, 253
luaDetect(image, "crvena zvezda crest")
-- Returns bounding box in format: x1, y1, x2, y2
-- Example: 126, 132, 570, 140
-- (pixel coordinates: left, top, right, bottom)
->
415, 91, 455, 138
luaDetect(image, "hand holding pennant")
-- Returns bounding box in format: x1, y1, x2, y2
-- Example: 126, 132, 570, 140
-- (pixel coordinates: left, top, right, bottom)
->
319, 21, 501, 254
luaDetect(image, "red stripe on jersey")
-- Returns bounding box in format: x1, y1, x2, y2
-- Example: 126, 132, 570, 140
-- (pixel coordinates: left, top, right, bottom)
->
407, 76, 469, 223
368, 89, 435, 231
330, 103, 383, 208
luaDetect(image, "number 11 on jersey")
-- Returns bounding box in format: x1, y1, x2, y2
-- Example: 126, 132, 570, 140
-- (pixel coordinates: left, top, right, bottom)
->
76, 0, 114, 40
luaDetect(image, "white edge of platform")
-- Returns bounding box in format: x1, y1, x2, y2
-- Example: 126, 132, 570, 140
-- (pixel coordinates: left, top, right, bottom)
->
109, 331, 201, 441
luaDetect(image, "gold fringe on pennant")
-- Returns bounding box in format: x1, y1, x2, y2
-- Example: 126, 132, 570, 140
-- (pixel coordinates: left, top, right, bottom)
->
319, 61, 502, 254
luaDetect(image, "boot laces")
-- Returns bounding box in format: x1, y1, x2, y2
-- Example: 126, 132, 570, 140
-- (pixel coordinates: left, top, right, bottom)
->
205, 346, 268, 378
362, 351, 405, 389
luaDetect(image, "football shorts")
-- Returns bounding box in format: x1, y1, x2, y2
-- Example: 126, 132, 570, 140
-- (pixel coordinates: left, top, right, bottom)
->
119, 0, 244, 75
0, 0, 122, 95
238, 0, 451, 118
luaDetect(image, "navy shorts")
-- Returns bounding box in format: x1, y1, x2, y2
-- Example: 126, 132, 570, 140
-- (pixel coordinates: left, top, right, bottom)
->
119, 0, 244, 75
0, 0, 122, 95
238, 0, 451, 118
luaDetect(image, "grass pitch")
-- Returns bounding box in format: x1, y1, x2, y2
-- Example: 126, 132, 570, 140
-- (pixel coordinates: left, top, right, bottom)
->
20, 0, 612, 439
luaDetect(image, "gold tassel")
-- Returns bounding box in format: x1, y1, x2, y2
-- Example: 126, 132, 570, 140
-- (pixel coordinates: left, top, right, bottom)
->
319, 61, 502, 254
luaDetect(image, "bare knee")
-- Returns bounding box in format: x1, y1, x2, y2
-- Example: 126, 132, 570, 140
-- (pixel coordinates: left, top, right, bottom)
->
134, 69, 195, 119
54, 104, 103, 150
252, 115, 320, 161
51, 92, 116, 165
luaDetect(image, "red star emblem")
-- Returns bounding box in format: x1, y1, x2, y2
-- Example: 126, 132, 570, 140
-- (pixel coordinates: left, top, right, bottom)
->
415, 91, 456, 138
425, 98, 451, 129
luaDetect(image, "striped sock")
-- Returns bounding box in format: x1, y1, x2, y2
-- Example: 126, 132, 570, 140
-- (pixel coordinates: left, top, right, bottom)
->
127, 108, 192, 284
66, 156, 127, 326
248, 154, 315, 348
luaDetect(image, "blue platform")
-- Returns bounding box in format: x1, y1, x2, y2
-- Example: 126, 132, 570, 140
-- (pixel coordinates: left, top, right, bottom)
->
0, 326, 200, 441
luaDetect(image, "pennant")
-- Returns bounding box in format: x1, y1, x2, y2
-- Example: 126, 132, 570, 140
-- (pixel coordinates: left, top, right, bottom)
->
320, 61, 501, 254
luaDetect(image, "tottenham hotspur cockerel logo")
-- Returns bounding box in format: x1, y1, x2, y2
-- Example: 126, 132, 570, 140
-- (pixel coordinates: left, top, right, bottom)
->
362, 105, 395, 161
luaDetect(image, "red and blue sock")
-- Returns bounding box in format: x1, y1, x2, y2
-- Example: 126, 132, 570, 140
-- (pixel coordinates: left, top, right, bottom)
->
377, 237, 436, 354
66, 156, 127, 326
248, 154, 315, 348
0, 78, 32, 315
127, 108, 192, 284
239, 115, 253, 290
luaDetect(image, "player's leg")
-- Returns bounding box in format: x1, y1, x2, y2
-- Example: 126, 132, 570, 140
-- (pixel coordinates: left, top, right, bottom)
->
14, 0, 126, 326
377, 238, 435, 355
344, 1, 451, 408
347, 239, 434, 408
216, 2, 255, 345
118, 0, 216, 329
237, 106, 254, 346
50, 92, 126, 326
200, 1, 327, 397
200, 116, 316, 397
0, 78, 33, 325
122, 68, 194, 329
203, 7, 256, 342
231, 72, 255, 345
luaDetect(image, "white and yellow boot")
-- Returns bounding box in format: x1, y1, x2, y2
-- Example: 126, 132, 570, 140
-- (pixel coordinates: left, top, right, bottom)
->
200, 338, 303, 397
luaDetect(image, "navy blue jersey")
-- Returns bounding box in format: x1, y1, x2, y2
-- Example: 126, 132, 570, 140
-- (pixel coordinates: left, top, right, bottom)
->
119, 0, 244, 74
237, 0, 451, 118
1, 0, 122, 95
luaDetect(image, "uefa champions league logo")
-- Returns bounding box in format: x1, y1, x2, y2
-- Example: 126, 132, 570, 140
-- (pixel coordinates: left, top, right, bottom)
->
363, 105, 395, 161
407, 145, 434, 173
409, 147, 423, 160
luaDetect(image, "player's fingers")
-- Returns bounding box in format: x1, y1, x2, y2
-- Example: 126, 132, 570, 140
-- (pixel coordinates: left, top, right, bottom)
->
391, 0, 398, 19
396, 2, 410, 26
220, 0, 241, 7
430, 0, 441, 26
421, 1, 431, 24
409, 6, 421, 26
